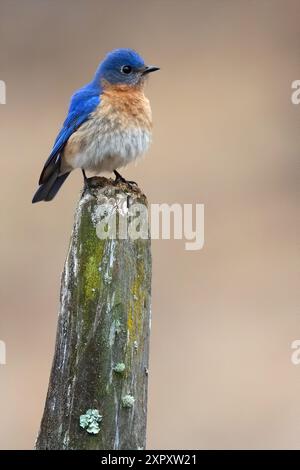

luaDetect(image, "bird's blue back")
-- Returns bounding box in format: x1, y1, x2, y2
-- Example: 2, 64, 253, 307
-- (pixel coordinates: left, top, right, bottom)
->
40, 83, 100, 183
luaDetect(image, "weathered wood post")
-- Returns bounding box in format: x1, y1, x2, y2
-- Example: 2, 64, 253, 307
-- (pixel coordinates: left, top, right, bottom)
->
35, 177, 152, 450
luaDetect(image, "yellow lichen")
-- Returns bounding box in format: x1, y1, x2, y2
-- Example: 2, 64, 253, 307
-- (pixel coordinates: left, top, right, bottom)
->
78, 205, 106, 315
127, 259, 145, 344
84, 255, 100, 299
127, 304, 134, 339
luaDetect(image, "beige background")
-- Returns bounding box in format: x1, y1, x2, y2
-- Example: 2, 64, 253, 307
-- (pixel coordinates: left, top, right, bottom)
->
0, 0, 300, 449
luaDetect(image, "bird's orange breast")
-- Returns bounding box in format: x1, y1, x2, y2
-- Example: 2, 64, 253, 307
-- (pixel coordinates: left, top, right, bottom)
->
62, 83, 153, 173
97, 82, 153, 131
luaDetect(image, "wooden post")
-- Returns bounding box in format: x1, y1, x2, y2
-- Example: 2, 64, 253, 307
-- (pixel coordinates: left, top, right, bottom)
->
35, 177, 152, 450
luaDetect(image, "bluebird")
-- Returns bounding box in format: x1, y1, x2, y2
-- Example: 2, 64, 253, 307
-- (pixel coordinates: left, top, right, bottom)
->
32, 48, 159, 203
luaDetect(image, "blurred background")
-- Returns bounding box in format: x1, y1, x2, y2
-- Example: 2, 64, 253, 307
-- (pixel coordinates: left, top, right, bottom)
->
0, 0, 300, 449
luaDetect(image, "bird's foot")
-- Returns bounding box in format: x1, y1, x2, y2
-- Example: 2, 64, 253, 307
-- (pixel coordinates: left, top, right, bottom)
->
114, 170, 137, 188
82, 169, 93, 193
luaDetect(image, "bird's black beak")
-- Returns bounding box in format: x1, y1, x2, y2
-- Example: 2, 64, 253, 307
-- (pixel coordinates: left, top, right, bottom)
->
142, 65, 160, 75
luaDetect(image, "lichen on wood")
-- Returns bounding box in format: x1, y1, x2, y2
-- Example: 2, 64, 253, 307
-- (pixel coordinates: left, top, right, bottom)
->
35, 177, 152, 450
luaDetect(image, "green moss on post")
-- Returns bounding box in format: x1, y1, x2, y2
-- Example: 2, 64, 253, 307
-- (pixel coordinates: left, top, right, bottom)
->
35, 177, 152, 450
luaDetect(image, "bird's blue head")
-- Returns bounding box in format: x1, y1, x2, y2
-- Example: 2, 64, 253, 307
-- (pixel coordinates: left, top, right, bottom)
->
94, 48, 159, 87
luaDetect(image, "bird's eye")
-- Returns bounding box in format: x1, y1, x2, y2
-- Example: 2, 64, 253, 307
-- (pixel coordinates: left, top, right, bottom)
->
121, 65, 132, 74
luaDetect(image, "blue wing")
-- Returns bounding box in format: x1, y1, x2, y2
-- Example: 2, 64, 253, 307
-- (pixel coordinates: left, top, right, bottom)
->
39, 87, 100, 184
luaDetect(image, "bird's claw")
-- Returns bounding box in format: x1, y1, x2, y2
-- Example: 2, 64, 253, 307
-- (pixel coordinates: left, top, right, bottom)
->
82, 169, 94, 195
114, 170, 137, 188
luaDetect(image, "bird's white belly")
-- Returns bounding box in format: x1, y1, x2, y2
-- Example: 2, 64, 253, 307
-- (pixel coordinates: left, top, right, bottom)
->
72, 126, 152, 174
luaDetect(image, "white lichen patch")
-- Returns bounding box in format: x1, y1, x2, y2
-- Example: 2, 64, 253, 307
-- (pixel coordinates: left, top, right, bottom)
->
63, 430, 69, 448
66, 383, 72, 411
79, 409, 102, 434
122, 394, 135, 408
51, 396, 56, 412
113, 362, 126, 373
103, 272, 112, 285
108, 240, 116, 268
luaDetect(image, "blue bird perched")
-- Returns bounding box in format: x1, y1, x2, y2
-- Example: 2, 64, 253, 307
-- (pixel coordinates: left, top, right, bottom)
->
32, 48, 159, 203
